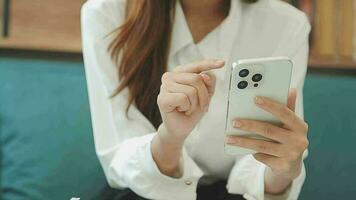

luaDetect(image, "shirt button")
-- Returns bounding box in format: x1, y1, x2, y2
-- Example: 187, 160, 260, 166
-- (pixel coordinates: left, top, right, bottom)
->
185, 180, 192, 185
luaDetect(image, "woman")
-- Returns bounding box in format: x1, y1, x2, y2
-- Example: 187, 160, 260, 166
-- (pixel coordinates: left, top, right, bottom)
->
81, 0, 310, 199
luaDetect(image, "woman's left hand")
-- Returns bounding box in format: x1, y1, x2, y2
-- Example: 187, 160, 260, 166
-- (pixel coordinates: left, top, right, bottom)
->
226, 88, 309, 180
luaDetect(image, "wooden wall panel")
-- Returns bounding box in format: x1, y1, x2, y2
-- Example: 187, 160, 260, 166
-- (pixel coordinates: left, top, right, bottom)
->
0, 0, 85, 53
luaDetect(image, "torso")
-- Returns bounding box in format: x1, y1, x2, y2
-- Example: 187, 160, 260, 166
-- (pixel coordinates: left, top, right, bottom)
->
85, 0, 310, 182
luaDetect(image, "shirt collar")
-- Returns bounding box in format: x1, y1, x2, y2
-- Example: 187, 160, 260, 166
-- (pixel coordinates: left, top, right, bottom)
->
169, 1, 193, 58
169, 0, 242, 60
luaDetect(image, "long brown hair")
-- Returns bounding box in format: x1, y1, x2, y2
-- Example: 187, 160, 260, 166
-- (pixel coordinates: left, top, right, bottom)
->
109, 0, 258, 129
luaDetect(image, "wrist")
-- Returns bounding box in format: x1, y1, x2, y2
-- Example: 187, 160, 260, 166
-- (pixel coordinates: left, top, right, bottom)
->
157, 124, 185, 148
151, 133, 183, 177
265, 160, 303, 194
265, 167, 295, 195
271, 160, 303, 181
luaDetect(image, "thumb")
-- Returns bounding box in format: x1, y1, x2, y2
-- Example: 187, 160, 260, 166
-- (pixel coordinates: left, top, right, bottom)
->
287, 88, 297, 112
200, 71, 216, 97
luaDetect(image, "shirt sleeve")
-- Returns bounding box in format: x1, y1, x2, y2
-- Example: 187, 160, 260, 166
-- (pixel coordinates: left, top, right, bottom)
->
226, 13, 311, 200
81, 2, 203, 200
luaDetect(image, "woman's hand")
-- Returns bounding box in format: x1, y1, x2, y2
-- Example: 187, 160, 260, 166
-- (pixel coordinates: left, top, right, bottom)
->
226, 89, 309, 192
157, 59, 224, 144
152, 59, 224, 177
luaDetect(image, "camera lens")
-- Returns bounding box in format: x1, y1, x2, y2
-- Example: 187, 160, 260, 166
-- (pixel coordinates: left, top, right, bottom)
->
252, 73, 262, 82
239, 69, 249, 77
237, 81, 248, 89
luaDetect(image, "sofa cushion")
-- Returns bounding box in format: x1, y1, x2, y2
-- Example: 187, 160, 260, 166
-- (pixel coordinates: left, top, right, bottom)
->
1, 56, 356, 199
300, 72, 356, 199
0, 57, 107, 200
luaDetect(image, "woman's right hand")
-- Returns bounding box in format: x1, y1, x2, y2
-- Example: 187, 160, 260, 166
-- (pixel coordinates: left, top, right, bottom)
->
152, 59, 224, 177
157, 59, 225, 146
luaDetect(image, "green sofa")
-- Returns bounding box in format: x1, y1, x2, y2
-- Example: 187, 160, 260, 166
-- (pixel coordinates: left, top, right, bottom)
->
0, 55, 355, 200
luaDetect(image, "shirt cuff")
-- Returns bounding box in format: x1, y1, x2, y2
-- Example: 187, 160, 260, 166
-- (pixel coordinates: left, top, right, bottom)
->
265, 163, 306, 200
145, 134, 204, 200
113, 133, 204, 200
227, 155, 306, 200
227, 154, 266, 200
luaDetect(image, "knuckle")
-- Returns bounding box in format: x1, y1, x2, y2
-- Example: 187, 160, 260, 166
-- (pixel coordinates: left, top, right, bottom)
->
181, 94, 189, 104
264, 124, 273, 136
191, 74, 202, 84
289, 136, 307, 158
257, 142, 268, 152
298, 138, 309, 151
303, 122, 309, 133
188, 87, 197, 97
159, 84, 165, 92
161, 72, 171, 82
280, 107, 292, 119
163, 81, 173, 91
157, 94, 166, 107
157, 94, 162, 104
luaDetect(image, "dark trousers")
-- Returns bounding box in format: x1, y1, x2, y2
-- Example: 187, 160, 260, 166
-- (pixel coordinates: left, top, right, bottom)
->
98, 180, 244, 200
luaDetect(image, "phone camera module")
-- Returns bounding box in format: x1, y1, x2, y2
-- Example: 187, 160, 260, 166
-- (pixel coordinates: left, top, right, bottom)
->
239, 69, 249, 77
252, 73, 262, 82
237, 81, 248, 89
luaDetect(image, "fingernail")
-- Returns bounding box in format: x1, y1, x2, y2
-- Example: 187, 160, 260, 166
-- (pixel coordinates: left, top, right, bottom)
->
255, 97, 264, 105
226, 136, 235, 144
234, 120, 243, 128
201, 73, 211, 82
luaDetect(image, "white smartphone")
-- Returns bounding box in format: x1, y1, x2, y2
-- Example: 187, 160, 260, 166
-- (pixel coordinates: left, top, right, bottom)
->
224, 56, 293, 155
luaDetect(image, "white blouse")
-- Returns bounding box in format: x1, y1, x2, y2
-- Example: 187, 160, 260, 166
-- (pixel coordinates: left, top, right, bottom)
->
81, 0, 311, 199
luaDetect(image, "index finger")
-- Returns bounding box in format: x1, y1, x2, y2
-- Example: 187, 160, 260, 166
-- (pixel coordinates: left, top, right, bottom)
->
174, 59, 225, 73
200, 72, 216, 97
255, 96, 304, 130
287, 88, 297, 112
